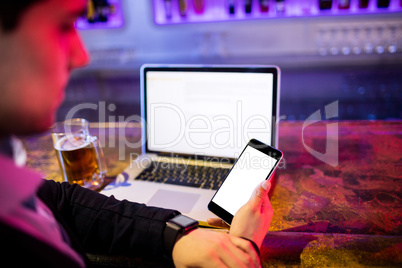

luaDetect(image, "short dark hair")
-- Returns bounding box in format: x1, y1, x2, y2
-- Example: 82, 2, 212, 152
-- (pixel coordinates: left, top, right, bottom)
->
0, 0, 45, 32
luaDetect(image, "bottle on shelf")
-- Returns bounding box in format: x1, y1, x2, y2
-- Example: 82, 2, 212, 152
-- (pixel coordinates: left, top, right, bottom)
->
377, 0, 390, 8
164, 0, 172, 19
319, 0, 333, 10
245, 0, 252, 14
227, 0, 236, 15
193, 0, 205, 14
359, 0, 369, 8
179, 0, 188, 17
338, 0, 350, 9
259, 0, 269, 12
276, 0, 285, 13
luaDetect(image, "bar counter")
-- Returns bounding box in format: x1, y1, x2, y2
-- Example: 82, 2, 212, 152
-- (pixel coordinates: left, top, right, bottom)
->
21, 120, 402, 267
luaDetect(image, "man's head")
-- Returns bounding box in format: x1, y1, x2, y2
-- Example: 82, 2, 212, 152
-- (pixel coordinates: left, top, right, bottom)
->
0, 0, 89, 136
0, 1, 45, 33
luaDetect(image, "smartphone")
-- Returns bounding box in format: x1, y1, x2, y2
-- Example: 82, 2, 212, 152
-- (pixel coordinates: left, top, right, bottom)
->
208, 139, 283, 224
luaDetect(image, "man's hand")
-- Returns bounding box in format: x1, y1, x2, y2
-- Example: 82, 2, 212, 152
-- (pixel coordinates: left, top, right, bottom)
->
172, 229, 261, 268
207, 180, 273, 248
230, 180, 273, 248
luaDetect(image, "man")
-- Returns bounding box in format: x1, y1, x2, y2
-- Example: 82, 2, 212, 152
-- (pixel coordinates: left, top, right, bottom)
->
0, 1, 274, 267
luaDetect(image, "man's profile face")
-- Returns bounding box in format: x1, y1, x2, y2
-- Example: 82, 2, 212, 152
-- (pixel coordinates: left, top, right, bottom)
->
0, 0, 89, 136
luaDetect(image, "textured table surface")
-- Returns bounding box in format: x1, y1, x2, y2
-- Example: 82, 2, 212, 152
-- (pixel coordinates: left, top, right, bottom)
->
22, 120, 402, 267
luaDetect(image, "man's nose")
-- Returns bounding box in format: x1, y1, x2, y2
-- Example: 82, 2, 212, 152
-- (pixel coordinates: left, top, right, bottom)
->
69, 31, 90, 70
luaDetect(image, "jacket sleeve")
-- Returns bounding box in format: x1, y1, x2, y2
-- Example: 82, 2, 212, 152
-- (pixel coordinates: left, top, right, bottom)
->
37, 179, 180, 260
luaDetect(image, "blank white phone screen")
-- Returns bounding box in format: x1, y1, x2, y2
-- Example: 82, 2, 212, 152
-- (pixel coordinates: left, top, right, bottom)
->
211, 145, 277, 216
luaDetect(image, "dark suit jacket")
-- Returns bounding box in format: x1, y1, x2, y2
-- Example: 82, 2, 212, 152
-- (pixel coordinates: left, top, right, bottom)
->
1, 180, 179, 267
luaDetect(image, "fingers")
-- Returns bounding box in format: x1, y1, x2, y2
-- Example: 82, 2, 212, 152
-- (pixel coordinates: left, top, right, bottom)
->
261, 179, 271, 191
207, 218, 230, 229
202, 232, 257, 268
203, 220, 260, 267
229, 236, 261, 268
173, 229, 260, 268
219, 238, 259, 268
250, 180, 271, 205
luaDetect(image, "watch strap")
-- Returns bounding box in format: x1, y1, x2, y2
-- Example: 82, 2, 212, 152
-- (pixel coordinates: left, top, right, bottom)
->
163, 214, 198, 258
164, 220, 182, 256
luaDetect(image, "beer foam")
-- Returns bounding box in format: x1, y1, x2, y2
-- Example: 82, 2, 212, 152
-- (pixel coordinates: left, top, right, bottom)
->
55, 135, 90, 151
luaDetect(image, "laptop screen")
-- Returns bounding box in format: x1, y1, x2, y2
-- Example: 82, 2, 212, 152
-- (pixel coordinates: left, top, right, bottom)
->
141, 65, 280, 160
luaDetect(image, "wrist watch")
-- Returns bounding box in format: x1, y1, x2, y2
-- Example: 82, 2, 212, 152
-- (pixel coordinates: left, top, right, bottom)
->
164, 214, 199, 256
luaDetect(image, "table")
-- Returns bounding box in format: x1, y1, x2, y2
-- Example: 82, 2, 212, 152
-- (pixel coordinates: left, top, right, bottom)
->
22, 120, 402, 267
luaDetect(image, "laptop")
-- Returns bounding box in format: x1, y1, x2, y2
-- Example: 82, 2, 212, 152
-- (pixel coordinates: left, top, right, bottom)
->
101, 64, 280, 221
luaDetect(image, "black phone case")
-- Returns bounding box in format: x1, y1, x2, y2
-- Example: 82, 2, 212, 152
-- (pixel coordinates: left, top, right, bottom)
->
208, 139, 283, 224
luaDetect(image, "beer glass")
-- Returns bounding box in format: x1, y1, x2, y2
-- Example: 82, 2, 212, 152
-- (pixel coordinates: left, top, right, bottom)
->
51, 118, 106, 190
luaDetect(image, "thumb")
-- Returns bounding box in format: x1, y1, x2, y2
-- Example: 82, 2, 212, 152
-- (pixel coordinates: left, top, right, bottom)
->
250, 180, 271, 204
261, 179, 271, 192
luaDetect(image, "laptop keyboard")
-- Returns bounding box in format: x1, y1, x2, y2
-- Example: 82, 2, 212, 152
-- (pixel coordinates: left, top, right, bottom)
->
135, 161, 230, 190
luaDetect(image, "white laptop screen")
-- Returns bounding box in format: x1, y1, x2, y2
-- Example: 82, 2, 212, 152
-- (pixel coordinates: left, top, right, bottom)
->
143, 66, 279, 159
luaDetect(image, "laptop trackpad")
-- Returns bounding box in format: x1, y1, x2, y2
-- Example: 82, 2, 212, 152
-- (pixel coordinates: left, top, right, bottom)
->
147, 189, 201, 213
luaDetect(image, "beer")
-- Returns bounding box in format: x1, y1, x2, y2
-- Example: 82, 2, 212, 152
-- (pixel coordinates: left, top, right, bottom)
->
54, 135, 105, 188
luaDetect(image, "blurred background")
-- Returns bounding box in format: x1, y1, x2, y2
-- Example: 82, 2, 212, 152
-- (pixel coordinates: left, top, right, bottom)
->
59, 0, 402, 123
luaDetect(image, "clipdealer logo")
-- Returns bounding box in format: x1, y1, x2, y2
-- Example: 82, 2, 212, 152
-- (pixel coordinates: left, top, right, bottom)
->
302, 101, 339, 167
63, 100, 339, 167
